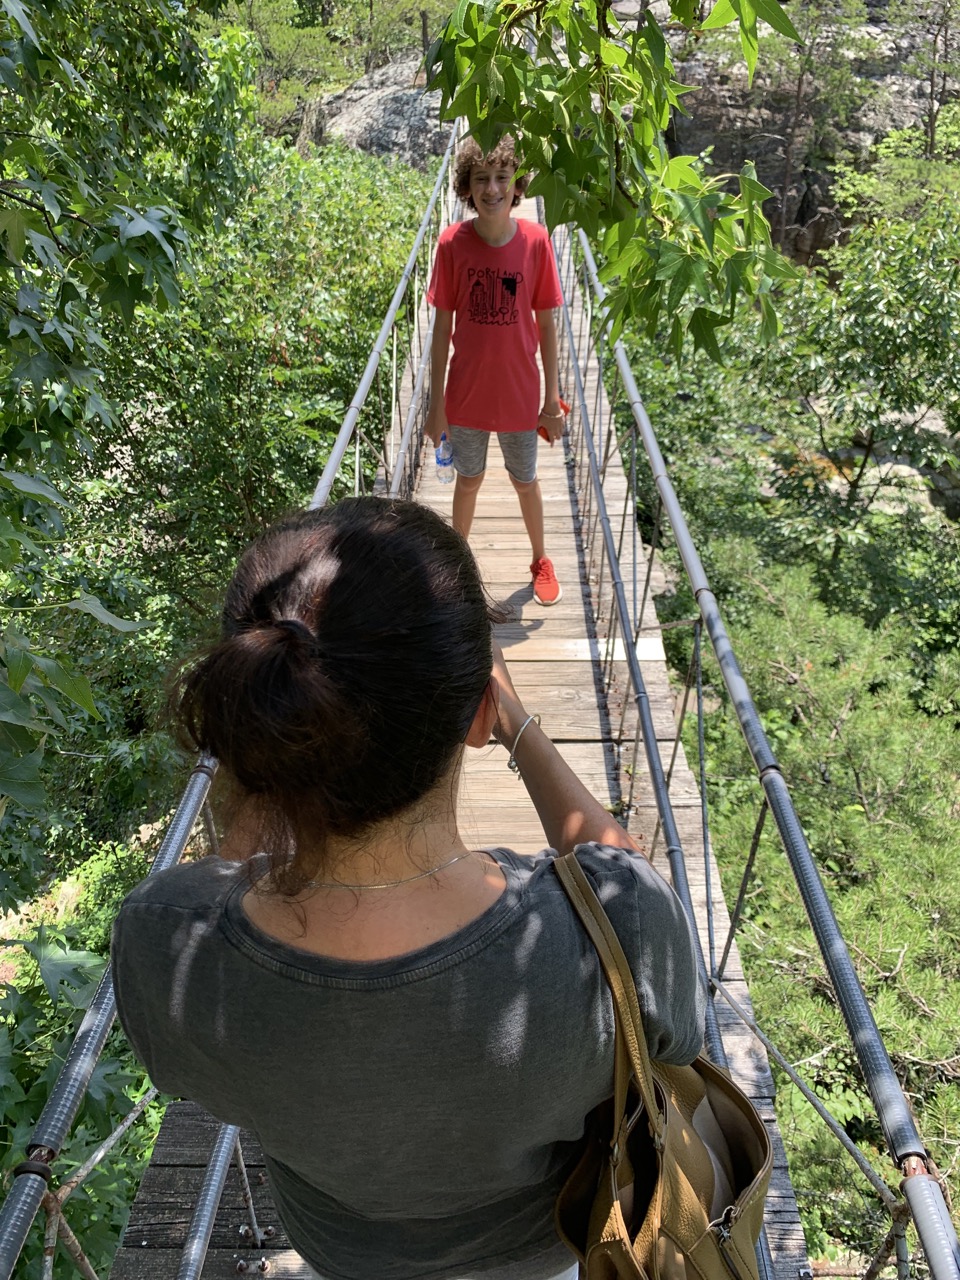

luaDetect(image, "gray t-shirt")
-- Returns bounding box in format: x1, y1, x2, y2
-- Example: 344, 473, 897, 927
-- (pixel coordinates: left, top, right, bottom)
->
112, 844, 705, 1280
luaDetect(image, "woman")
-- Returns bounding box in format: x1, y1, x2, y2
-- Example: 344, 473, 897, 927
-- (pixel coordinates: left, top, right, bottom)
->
112, 496, 705, 1280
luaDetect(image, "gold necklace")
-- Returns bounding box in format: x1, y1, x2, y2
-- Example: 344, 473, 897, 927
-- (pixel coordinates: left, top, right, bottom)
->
305, 850, 472, 891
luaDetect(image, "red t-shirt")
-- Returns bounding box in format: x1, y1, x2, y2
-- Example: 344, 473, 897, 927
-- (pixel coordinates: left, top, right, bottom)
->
426, 218, 563, 433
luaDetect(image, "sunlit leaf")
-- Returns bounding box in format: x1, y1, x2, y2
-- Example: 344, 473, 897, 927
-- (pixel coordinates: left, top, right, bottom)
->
62, 592, 155, 632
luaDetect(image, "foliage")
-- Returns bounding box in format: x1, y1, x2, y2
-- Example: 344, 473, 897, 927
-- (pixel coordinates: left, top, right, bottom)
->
0, 3, 257, 828
1, 919, 163, 1280
754, 211, 960, 578
2, 136, 431, 1276
82, 139, 429, 634
740, 0, 878, 244
426, 0, 801, 357
889, 0, 960, 157
206, 0, 448, 119
1, 2, 255, 457
0, 140, 430, 916
617, 182, 960, 1245
832, 102, 960, 219
693, 564, 960, 1250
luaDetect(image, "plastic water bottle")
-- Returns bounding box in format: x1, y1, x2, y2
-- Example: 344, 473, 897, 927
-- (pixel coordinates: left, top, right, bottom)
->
435, 432, 454, 484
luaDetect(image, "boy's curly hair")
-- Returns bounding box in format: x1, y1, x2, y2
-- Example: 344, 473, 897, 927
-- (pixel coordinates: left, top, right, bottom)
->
454, 135, 530, 209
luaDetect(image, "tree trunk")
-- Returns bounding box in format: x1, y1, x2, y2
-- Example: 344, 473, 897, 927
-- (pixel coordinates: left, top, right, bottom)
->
365, 0, 375, 73
778, 62, 807, 247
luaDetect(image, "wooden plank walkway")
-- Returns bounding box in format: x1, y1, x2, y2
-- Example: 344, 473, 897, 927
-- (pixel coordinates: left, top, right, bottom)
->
111, 206, 808, 1280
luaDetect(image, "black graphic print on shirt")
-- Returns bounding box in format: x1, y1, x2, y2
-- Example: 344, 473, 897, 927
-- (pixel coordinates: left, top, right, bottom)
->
467, 267, 524, 326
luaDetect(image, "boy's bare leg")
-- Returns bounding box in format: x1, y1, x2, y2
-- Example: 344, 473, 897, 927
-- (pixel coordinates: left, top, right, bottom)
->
452, 471, 485, 540
510, 475, 546, 562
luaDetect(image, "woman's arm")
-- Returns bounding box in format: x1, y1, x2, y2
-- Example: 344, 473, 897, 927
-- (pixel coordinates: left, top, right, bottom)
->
492, 643, 643, 855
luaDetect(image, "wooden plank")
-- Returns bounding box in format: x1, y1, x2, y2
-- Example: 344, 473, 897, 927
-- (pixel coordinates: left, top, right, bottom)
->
113, 1252, 312, 1280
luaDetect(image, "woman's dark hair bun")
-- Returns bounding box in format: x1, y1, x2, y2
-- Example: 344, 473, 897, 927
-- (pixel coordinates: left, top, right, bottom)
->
272, 617, 318, 653
173, 498, 494, 887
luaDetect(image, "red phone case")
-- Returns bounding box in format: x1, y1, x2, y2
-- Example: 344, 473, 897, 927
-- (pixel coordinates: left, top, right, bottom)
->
538, 398, 571, 441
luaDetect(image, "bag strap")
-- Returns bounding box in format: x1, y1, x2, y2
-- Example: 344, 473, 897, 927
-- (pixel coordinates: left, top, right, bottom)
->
554, 851, 665, 1149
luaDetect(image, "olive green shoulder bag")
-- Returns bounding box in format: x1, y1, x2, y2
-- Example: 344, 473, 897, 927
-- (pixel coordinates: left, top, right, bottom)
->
553, 851, 773, 1280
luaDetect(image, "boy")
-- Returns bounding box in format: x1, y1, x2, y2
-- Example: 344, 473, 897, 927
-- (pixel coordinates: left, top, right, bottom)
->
425, 135, 566, 605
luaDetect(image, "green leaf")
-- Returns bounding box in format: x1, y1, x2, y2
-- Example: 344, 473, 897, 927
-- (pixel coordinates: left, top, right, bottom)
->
62, 591, 155, 632
0, 470, 70, 507
701, 0, 737, 29
1, 0, 39, 46
676, 192, 715, 251
4, 644, 31, 694
735, 0, 760, 81
0, 720, 36, 755
689, 307, 728, 360
115, 207, 177, 267
667, 257, 696, 313
752, 0, 801, 41
759, 292, 780, 343
642, 13, 667, 69
661, 156, 701, 190
22, 931, 106, 1006
0, 208, 28, 263
0, 681, 39, 728
29, 655, 101, 719
739, 161, 773, 203
0, 515, 40, 555
100, 275, 141, 325
0, 746, 45, 808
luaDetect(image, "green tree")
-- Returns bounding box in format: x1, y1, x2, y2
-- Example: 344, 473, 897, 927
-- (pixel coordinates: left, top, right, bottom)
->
1, 140, 433, 1277
890, 0, 960, 157
0, 141, 432, 906
756, 211, 960, 571
0, 3, 256, 827
208, 0, 449, 122
832, 101, 960, 219
757, 0, 878, 245
426, 0, 801, 358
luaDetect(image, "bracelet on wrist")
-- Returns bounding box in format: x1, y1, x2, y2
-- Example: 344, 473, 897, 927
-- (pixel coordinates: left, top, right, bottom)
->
538, 408, 564, 420
507, 713, 541, 775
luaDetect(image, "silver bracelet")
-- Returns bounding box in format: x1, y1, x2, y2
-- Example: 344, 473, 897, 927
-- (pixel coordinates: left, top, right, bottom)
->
538, 408, 564, 420
507, 713, 541, 775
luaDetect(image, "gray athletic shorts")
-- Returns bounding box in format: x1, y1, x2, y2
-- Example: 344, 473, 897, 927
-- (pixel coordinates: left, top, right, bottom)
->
450, 424, 538, 484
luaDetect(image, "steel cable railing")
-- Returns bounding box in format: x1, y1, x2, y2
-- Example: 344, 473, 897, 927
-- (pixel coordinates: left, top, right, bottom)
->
309, 121, 459, 511
552, 218, 776, 1280
551, 219, 960, 1280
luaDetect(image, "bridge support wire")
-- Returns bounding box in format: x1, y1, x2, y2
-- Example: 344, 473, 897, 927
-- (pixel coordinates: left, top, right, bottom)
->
176, 1125, 240, 1280
309, 122, 459, 512
572, 227, 959, 1280
0, 757, 217, 1280
554, 221, 777, 1280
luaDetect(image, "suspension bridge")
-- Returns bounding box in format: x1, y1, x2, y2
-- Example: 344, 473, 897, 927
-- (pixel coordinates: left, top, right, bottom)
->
1, 132, 957, 1280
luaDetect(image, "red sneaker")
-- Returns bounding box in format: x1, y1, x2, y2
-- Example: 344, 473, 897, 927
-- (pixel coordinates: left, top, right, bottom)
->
530, 557, 562, 606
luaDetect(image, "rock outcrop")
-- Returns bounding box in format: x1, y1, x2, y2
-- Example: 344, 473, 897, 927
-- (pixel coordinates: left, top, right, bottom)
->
292, 14, 935, 258
297, 57, 447, 170
666, 24, 931, 259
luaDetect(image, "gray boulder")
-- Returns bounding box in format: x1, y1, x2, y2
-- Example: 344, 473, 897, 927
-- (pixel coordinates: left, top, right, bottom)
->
298, 57, 448, 170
